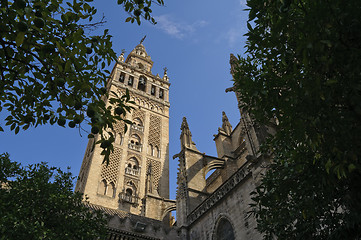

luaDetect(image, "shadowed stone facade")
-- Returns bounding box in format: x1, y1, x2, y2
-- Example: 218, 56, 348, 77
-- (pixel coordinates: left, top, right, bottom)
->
173, 54, 276, 240
76, 43, 273, 239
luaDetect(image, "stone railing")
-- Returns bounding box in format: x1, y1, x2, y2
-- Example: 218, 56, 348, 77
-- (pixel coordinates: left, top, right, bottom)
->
128, 143, 142, 152
119, 192, 139, 205
131, 124, 144, 132
187, 163, 251, 225
125, 167, 139, 176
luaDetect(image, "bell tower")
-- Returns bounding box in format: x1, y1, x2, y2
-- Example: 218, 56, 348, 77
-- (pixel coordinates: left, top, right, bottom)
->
75, 40, 172, 219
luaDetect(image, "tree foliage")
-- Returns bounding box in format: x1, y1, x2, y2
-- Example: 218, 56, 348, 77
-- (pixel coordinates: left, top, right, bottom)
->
0, 153, 108, 239
234, 0, 361, 239
118, 0, 165, 25
0, 0, 164, 163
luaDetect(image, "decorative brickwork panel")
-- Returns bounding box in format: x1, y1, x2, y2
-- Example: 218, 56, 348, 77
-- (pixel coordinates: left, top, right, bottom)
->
101, 147, 122, 184
132, 108, 145, 123
148, 114, 161, 147
76, 138, 96, 192
146, 159, 162, 191
114, 120, 125, 134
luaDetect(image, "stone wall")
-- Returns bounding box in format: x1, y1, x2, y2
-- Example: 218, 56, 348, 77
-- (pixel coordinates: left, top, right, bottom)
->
187, 161, 264, 240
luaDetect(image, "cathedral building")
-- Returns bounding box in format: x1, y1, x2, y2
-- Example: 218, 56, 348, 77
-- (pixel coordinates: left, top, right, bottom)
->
76, 42, 273, 239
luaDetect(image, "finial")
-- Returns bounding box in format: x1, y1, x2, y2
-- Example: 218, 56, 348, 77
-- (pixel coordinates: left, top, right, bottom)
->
181, 117, 189, 130
163, 67, 169, 81
180, 117, 197, 150
118, 50, 125, 62
140, 35, 146, 44
222, 111, 232, 135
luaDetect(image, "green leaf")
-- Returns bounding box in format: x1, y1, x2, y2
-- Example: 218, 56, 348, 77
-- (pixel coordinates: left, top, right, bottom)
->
15, 32, 25, 46
348, 163, 356, 172
247, 22, 253, 31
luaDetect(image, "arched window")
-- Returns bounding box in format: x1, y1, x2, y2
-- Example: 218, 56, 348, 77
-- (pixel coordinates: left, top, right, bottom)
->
128, 76, 134, 86
107, 182, 116, 197
128, 157, 139, 168
125, 157, 139, 175
151, 85, 156, 96
118, 133, 123, 145
138, 76, 147, 92
132, 118, 144, 131
126, 188, 133, 196
129, 134, 142, 152
148, 144, 153, 156
159, 88, 164, 99
130, 134, 141, 145
119, 72, 125, 83
98, 179, 107, 195
214, 218, 235, 240
155, 146, 160, 158
133, 118, 143, 127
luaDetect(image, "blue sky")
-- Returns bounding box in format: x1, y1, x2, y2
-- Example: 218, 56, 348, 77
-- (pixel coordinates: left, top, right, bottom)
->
0, 0, 249, 200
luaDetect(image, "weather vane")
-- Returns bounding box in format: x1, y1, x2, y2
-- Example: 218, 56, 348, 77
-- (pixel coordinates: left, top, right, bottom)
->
140, 35, 146, 44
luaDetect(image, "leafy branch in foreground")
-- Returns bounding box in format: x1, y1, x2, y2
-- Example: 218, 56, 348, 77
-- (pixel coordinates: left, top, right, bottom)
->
0, 0, 164, 163
0, 152, 108, 239
234, 0, 361, 239
118, 0, 164, 25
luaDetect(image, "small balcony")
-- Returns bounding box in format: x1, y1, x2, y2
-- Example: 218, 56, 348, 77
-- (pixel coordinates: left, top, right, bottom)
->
125, 167, 139, 176
131, 124, 144, 132
128, 143, 142, 152
119, 192, 139, 205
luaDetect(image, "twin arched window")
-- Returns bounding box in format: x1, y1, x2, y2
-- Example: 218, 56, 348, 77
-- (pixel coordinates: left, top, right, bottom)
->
126, 157, 139, 170
130, 134, 141, 145
125, 157, 139, 176
148, 144, 160, 158
98, 180, 116, 198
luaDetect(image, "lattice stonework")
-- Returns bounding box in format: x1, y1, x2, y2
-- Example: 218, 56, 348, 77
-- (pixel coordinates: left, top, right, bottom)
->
114, 120, 125, 134
146, 159, 162, 190
148, 114, 161, 147
132, 108, 145, 123
101, 147, 122, 184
